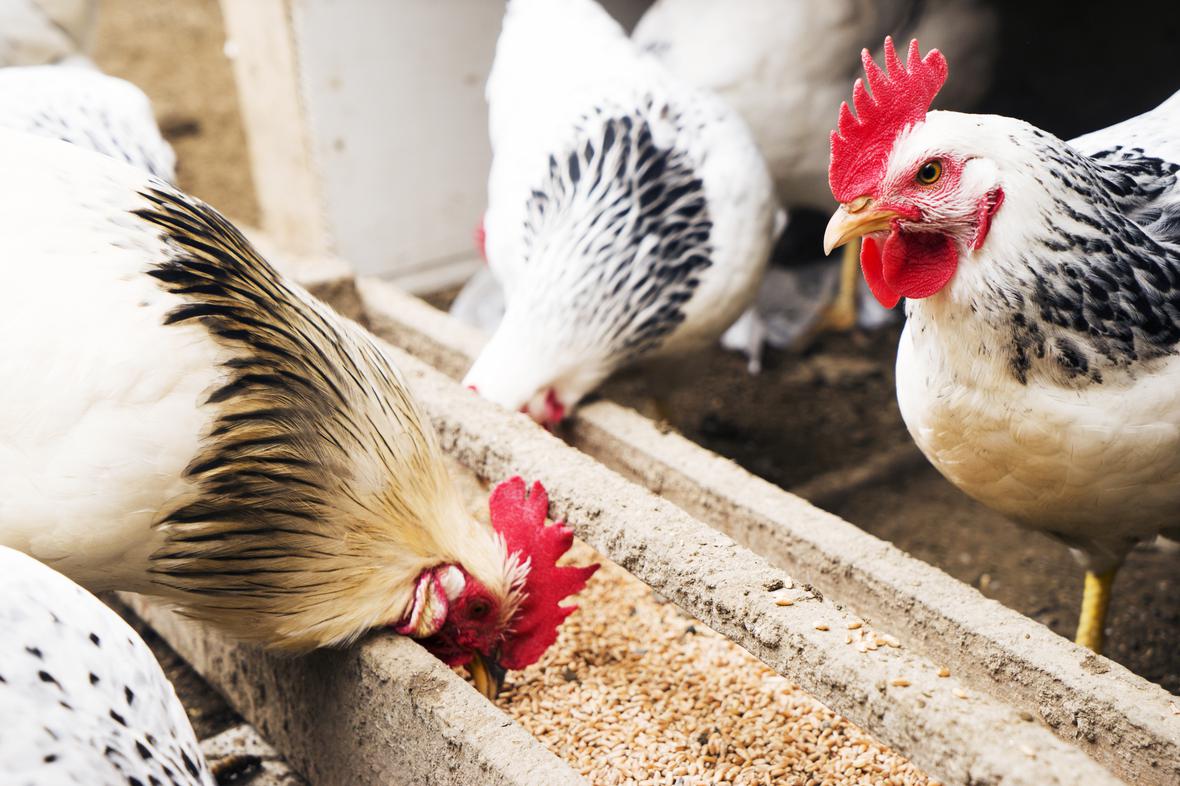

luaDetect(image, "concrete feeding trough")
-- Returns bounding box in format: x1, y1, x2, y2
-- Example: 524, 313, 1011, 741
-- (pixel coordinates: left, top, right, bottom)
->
116, 246, 1177, 786
149, 7, 1175, 779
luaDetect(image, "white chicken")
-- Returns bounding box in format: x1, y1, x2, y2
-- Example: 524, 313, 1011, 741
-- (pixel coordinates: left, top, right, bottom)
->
0, 545, 214, 786
824, 38, 1180, 653
0, 0, 95, 67
462, 0, 779, 426
0, 64, 176, 181
0, 130, 595, 695
633, 0, 996, 359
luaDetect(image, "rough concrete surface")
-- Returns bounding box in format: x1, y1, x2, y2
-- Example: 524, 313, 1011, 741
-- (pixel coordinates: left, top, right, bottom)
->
356, 318, 1126, 785
123, 595, 586, 786
359, 278, 1179, 786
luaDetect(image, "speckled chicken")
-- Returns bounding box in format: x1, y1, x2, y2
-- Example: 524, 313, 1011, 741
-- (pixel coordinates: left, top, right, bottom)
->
633, 0, 995, 361
0, 545, 214, 786
462, 0, 779, 425
0, 63, 176, 181
0, 130, 595, 695
824, 38, 1180, 653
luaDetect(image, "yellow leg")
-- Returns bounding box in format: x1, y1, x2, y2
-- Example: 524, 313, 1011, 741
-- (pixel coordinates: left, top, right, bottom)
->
817, 239, 861, 332
1075, 568, 1117, 653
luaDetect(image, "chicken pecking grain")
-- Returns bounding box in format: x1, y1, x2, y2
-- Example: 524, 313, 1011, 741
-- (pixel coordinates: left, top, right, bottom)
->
461, 0, 780, 426
0, 130, 595, 694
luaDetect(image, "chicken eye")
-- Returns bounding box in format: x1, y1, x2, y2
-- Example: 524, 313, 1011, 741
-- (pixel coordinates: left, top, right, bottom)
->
916, 159, 943, 185
468, 600, 490, 619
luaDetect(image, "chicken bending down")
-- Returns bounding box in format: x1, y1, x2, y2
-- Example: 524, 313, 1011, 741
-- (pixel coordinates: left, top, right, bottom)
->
634, 0, 995, 361
0, 64, 176, 181
0, 131, 596, 694
825, 38, 1180, 653
463, 0, 779, 426
0, 545, 215, 786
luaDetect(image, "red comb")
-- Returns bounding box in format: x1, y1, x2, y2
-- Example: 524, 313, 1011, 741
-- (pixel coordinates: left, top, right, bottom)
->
829, 38, 948, 203
489, 477, 598, 670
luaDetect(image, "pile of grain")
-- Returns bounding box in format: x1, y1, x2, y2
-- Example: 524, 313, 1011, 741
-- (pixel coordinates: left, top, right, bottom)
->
497, 542, 934, 786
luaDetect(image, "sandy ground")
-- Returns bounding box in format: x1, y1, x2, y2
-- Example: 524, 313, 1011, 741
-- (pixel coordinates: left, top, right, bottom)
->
93, 0, 259, 226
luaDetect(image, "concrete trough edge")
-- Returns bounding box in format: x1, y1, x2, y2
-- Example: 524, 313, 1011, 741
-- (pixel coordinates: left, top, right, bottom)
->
121, 594, 586, 786
373, 327, 1122, 785
358, 277, 1178, 786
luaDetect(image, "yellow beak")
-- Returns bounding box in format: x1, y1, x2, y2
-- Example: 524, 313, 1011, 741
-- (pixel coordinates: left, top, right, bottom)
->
823, 198, 898, 256
468, 652, 507, 700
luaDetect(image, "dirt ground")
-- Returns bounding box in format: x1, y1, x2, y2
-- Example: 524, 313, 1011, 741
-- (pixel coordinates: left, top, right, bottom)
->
603, 335, 1180, 696
93, 0, 259, 227
90, 0, 1177, 709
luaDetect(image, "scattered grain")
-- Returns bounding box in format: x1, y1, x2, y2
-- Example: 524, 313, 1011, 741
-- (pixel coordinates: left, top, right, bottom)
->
490, 541, 932, 786
937, 667, 951, 679
890, 679, 911, 688
775, 598, 794, 607
846, 621, 863, 631
953, 688, 970, 700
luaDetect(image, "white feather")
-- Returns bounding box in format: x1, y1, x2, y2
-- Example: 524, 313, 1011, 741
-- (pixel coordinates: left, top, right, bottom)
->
0, 131, 218, 589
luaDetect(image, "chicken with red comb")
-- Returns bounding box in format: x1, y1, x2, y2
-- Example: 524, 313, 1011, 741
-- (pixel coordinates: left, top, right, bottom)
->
825, 38, 1180, 654
0, 129, 594, 696
632, 2, 996, 352
418, 477, 597, 696
829, 38, 949, 205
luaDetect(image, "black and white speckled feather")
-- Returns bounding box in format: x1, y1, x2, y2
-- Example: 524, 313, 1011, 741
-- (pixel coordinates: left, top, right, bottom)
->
465, 0, 778, 422
0, 65, 176, 181
0, 546, 213, 786
983, 139, 1180, 385
878, 89, 1180, 568
519, 103, 714, 360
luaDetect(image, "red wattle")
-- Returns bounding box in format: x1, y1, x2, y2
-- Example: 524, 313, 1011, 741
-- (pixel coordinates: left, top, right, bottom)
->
859, 236, 901, 309
881, 230, 957, 300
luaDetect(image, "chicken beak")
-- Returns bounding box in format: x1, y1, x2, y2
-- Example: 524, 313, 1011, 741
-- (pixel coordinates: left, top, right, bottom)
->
468, 652, 507, 700
823, 199, 898, 256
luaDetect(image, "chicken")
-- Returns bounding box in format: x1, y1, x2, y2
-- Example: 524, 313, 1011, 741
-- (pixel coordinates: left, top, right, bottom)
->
633, 0, 995, 360
462, 0, 779, 426
0, 544, 215, 786
823, 37, 1180, 653
0, 0, 95, 67
0, 64, 176, 181
0, 130, 596, 694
